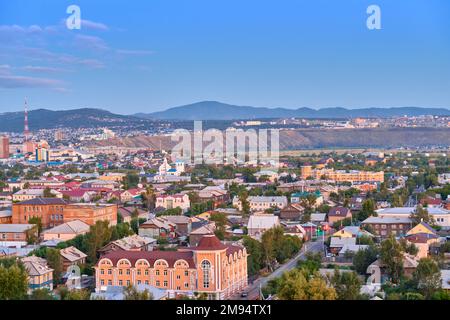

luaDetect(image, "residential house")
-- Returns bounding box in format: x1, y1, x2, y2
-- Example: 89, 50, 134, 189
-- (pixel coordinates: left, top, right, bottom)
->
369, 253, 419, 280
291, 190, 323, 207
155, 194, 190, 213
279, 203, 304, 221
0, 224, 36, 248
21, 256, 54, 292
332, 226, 374, 239
232, 196, 288, 212
139, 218, 176, 239
13, 188, 63, 201
189, 223, 216, 246
361, 216, 413, 238
60, 246, 87, 271
99, 235, 156, 255
60, 189, 96, 202
42, 219, 90, 241
328, 207, 352, 225
247, 213, 280, 239
0, 209, 12, 223
118, 206, 148, 223
159, 215, 192, 237
376, 206, 450, 229
120, 188, 144, 203
404, 221, 440, 259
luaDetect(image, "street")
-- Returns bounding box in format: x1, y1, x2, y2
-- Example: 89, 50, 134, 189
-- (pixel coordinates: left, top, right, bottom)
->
230, 239, 324, 300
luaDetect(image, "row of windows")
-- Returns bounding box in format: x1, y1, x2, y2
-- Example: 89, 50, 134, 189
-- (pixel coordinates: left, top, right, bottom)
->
100, 279, 191, 289
23, 206, 63, 212
100, 268, 190, 277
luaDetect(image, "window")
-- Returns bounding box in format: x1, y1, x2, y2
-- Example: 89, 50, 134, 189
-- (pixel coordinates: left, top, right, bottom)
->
184, 271, 189, 276
119, 280, 123, 286
176, 275, 181, 280
108, 280, 112, 285
145, 280, 149, 285
163, 270, 167, 276
185, 282, 189, 288
126, 269, 130, 275
145, 270, 149, 275
201, 260, 211, 288
100, 269, 105, 275
137, 280, 141, 285
177, 286, 181, 290
101, 280, 105, 285
119, 270, 123, 275
126, 280, 130, 286
108, 269, 112, 275
137, 270, 141, 275
156, 270, 160, 276
156, 280, 160, 286
163, 280, 168, 287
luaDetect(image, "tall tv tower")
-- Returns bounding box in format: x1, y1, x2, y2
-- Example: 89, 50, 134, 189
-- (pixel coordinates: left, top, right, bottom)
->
24, 98, 30, 141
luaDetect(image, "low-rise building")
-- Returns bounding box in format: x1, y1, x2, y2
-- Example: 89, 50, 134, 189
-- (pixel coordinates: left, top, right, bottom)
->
361, 216, 413, 238
279, 203, 304, 221
232, 196, 288, 212
94, 235, 248, 299
0, 224, 36, 247
21, 256, 54, 292
13, 188, 62, 202
376, 206, 450, 230
247, 213, 280, 239
327, 207, 352, 225
60, 246, 88, 271
42, 219, 90, 241
99, 235, 156, 255
155, 194, 190, 213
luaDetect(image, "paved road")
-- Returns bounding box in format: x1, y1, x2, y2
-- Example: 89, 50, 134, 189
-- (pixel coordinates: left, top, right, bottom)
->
230, 240, 324, 300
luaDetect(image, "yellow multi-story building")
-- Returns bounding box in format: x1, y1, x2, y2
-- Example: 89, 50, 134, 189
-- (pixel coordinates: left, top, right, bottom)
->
94, 235, 248, 299
300, 166, 384, 183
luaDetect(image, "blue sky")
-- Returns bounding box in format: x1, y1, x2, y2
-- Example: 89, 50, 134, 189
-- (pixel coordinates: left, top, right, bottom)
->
0, 0, 449, 114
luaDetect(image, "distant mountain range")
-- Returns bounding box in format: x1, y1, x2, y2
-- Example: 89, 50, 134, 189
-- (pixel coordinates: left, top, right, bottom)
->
0, 108, 154, 132
1, 102, 449, 132
135, 101, 450, 120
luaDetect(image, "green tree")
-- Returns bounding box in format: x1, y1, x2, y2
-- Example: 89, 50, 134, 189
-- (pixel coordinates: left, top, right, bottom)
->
64, 289, 91, 300
84, 220, 113, 263
277, 269, 336, 300
210, 212, 227, 240
0, 261, 28, 300
142, 185, 156, 210
29, 288, 55, 300
410, 205, 436, 226
352, 245, 379, 275
123, 284, 154, 300
358, 199, 376, 221
380, 235, 404, 284
413, 258, 442, 299
242, 236, 264, 276
238, 191, 250, 216
297, 252, 322, 275
46, 248, 64, 284
130, 218, 147, 234
28, 216, 43, 235
330, 270, 362, 300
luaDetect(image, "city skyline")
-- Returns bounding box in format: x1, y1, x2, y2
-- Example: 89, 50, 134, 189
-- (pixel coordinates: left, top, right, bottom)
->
1, 0, 450, 113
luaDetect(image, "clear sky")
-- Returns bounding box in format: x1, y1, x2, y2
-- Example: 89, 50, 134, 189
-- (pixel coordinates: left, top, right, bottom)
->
0, 0, 449, 114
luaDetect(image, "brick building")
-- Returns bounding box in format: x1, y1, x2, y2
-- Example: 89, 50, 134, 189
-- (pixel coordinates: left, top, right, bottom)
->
94, 235, 248, 299
12, 198, 117, 228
